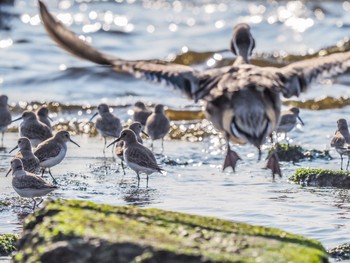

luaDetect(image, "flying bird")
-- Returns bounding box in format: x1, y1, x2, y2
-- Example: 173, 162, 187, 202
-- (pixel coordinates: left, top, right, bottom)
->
38, 1, 350, 177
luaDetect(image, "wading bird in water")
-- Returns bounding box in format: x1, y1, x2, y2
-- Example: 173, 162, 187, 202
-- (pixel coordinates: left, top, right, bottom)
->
38, 1, 350, 178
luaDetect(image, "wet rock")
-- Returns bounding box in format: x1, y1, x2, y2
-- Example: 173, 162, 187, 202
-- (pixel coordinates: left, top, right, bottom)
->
290, 168, 350, 188
14, 199, 328, 263
328, 243, 350, 261
269, 143, 332, 163
0, 234, 19, 256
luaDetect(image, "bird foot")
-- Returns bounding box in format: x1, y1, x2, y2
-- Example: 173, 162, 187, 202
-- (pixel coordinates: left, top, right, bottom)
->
223, 147, 241, 172
266, 150, 282, 179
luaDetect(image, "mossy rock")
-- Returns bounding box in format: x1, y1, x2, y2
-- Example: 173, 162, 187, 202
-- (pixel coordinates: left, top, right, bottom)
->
14, 199, 328, 263
269, 144, 332, 163
0, 234, 19, 256
328, 243, 350, 261
290, 168, 350, 188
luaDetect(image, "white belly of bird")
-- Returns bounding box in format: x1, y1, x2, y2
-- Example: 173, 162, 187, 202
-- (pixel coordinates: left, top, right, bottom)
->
13, 186, 54, 198
124, 156, 157, 175
40, 147, 66, 168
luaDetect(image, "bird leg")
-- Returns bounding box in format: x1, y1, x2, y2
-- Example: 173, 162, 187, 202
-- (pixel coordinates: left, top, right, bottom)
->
120, 160, 126, 175
146, 174, 149, 188
32, 198, 37, 210
223, 141, 241, 172
346, 155, 350, 171
1, 132, 3, 146
48, 169, 58, 184
36, 198, 44, 208
266, 149, 282, 179
103, 137, 107, 155
340, 154, 344, 170
41, 168, 46, 177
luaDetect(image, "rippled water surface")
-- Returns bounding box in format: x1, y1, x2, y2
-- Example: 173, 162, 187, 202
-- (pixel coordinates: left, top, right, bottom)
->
1, 0, 350, 256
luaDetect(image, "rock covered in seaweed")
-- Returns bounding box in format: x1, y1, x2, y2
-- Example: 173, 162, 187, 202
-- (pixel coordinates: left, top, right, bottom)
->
290, 168, 350, 188
268, 143, 332, 163
14, 199, 329, 263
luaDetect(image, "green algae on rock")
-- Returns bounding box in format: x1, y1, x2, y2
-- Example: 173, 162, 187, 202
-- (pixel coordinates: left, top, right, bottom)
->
290, 168, 350, 188
14, 199, 328, 263
268, 143, 332, 163
0, 234, 19, 256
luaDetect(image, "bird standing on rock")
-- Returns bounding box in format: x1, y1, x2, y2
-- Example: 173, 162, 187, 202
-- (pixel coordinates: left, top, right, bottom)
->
38, 1, 350, 178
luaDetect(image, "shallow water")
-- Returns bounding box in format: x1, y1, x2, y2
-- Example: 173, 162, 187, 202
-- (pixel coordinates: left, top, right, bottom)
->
1, 0, 350, 257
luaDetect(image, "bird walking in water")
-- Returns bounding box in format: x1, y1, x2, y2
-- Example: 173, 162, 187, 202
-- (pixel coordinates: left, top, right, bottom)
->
330, 119, 350, 170
36, 105, 52, 129
89, 103, 122, 154
12, 111, 52, 147
38, 1, 350, 178
276, 107, 304, 143
34, 130, 80, 184
7, 158, 58, 210
133, 101, 152, 126
108, 129, 162, 186
115, 122, 148, 174
7, 137, 40, 175
145, 104, 170, 152
0, 94, 12, 148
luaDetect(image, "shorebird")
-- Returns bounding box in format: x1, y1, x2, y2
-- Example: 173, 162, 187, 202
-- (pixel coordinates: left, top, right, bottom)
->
276, 107, 304, 141
36, 105, 52, 129
108, 129, 162, 186
145, 104, 170, 151
38, 1, 350, 177
133, 101, 152, 126
7, 137, 40, 174
115, 121, 148, 174
34, 130, 80, 183
330, 119, 350, 170
89, 103, 122, 153
7, 158, 58, 210
12, 111, 52, 147
0, 94, 12, 148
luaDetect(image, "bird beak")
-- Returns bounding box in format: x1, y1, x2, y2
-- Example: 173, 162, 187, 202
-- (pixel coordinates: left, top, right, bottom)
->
298, 116, 305, 126
9, 145, 19, 154
48, 116, 53, 121
11, 116, 22, 123
5, 168, 12, 177
142, 130, 149, 137
89, 112, 98, 122
107, 138, 120, 148
69, 138, 80, 147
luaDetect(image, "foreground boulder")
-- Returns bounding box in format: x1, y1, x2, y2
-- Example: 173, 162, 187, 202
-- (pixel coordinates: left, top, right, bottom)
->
290, 168, 350, 188
14, 199, 328, 263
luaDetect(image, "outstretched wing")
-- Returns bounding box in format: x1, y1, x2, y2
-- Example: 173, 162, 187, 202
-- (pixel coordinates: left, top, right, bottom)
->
279, 52, 350, 98
38, 0, 214, 101
39, 0, 114, 65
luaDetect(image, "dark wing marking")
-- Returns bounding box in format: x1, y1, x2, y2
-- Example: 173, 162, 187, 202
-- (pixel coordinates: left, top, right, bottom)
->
279, 51, 350, 98
39, 0, 114, 65
39, 1, 222, 101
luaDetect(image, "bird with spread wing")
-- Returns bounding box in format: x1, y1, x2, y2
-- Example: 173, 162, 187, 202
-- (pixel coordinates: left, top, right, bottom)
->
38, 1, 350, 178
